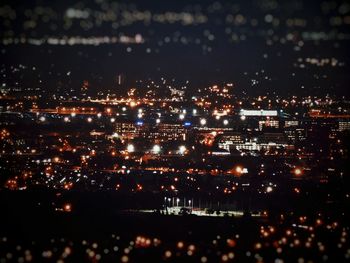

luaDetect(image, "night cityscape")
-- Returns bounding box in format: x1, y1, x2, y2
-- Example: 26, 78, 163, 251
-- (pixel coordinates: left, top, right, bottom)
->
0, 0, 350, 262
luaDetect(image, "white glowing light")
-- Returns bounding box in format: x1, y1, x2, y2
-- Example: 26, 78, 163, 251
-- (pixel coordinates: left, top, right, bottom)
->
179, 145, 187, 155
152, 145, 161, 154
127, 144, 135, 153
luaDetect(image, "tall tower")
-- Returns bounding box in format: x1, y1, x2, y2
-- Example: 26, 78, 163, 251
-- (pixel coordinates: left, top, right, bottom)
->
116, 74, 125, 87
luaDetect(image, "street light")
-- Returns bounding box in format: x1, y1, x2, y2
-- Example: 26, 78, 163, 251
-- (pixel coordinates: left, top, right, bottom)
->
168, 198, 171, 207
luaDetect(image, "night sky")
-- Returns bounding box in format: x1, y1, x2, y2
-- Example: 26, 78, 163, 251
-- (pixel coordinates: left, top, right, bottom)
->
1, 0, 350, 96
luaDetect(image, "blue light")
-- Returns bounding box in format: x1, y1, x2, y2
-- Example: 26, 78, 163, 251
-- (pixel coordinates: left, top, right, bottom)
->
136, 121, 143, 125
184, 122, 191, 126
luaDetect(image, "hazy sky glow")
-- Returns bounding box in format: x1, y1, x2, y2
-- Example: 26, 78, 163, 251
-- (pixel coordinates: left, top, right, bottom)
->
1, 0, 349, 96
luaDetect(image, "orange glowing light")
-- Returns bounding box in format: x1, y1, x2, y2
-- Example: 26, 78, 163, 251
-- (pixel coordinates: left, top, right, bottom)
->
177, 241, 184, 249
235, 166, 243, 174
63, 203, 72, 212
226, 239, 236, 247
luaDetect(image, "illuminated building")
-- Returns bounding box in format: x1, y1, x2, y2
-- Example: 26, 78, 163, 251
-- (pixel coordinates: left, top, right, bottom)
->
239, 109, 279, 117
115, 122, 145, 140
114, 121, 186, 142
284, 120, 299, 128
258, 119, 280, 130
218, 132, 291, 152
338, 121, 350, 131
148, 123, 186, 142
284, 128, 307, 143
218, 132, 245, 152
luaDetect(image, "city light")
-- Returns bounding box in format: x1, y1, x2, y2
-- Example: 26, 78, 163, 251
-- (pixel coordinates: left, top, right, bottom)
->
127, 144, 135, 153
179, 145, 187, 155
266, 186, 273, 193
63, 203, 72, 212
235, 166, 243, 175
152, 144, 161, 154
1, 1, 348, 262
294, 168, 303, 176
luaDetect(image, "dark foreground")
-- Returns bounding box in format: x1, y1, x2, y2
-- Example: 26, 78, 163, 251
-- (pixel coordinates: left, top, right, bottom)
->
0, 191, 350, 263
